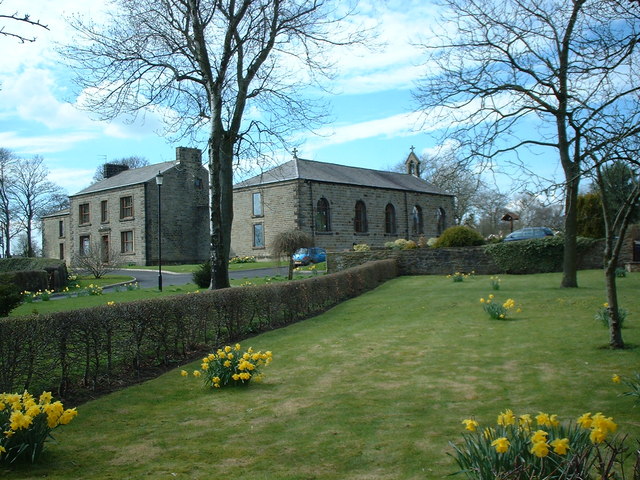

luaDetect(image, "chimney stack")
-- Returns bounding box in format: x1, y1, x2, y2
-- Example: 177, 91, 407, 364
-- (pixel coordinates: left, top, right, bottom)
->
103, 163, 130, 179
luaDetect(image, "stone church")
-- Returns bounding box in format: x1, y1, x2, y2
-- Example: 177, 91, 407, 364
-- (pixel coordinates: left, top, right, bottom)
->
230, 150, 455, 258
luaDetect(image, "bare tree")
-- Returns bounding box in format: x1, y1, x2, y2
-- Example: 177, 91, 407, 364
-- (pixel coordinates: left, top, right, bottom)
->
0, 148, 16, 257
420, 150, 487, 226
414, 0, 640, 288
72, 241, 124, 278
92, 156, 150, 183
510, 193, 565, 231
586, 137, 640, 348
11, 156, 67, 257
0, 2, 48, 43
64, 0, 364, 289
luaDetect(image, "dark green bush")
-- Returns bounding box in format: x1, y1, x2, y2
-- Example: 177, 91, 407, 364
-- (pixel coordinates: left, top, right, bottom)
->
0, 271, 48, 293
484, 235, 598, 274
192, 260, 211, 288
433, 226, 485, 248
0, 259, 398, 397
0, 258, 68, 291
0, 281, 22, 317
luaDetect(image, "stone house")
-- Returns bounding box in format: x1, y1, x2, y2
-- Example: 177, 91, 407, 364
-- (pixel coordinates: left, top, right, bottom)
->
230, 151, 455, 258
42, 147, 209, 266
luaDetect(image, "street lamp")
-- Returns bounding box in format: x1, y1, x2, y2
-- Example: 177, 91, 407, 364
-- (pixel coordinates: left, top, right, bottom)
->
155, 171, 164, 291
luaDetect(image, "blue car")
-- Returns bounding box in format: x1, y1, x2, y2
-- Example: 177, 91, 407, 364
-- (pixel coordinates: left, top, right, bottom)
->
503, 227, 554, 242
292, 247, 327, 266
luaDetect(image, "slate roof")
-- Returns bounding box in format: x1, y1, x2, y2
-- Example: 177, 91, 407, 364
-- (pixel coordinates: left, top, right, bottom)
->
71, 161, 176, 197
234, 157, 452, 196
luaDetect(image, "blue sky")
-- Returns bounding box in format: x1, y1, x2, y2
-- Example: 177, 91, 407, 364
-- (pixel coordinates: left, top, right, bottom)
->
0, 0, 561, 197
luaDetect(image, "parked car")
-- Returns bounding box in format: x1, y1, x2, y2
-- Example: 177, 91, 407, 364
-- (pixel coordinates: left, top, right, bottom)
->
503, 227, 554, 242
292, 247, 327, 266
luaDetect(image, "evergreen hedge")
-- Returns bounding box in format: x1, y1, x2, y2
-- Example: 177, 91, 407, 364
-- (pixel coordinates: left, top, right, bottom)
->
0, 258, 68, 291
484, 235, 599, 274
0, 259, 398, 399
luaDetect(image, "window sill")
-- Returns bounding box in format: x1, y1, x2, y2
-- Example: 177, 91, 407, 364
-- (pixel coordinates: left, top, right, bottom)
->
252, 246, 266, 250
120, 217, 135, 222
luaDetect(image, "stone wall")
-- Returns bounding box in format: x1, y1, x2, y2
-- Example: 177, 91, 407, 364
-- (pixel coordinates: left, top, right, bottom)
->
41, 211, 69, 262
145, 148, 210, 265
328, 240, 611, 276
297, 181, 455, 251
231, 181, 299, 259
328, 247, 499, 275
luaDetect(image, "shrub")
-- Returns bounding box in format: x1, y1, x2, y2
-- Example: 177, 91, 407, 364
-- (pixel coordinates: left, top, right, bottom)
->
0, 259, 398, 396
484, 235, 598, 274
451, 409, 623, 480
182, 343, 273, 388
353, 243, 370, 252
0, 271, 48, 294
0, 282, 22, 317
433, 226, 484, 248
0, 390, 77, 464
192, 260, 211, 288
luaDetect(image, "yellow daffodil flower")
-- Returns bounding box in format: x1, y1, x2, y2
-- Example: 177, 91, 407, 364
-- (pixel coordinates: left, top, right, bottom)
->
550, 438, 570, 455
577, 412, 593, 429
462, 419, 479, 431
530, 430, 548, 444
180, 370, 188, 377
491, 437, 510, 453
530, 441, 550, 458
612, 374, 621, 384
497, 409, 516, 426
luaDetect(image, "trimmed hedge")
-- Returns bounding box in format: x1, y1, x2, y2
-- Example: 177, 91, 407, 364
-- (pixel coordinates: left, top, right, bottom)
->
0, 259, 398, 399
0, 271, 48, 293
0, 258, 68, 291
484, 235, 599, 274
433, 226, 484, 248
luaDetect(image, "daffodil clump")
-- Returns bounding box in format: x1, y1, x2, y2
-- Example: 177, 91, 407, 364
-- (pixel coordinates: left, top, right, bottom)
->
229, 255, 257, 264
480, 295, 520, 320
489, 276, 501, 291
0, 391, 77, 464
612, 372, 640, 405
452, 409, 619, 480
21, 289, 54, 303
448, 271, 472, 282
182, 343, 272, 389
595, 302, 627, 328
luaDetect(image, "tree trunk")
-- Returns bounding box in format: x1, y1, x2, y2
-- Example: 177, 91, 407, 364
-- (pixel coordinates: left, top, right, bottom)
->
288, 256, 294, 280
604, 263, 624, 349
561, 174, 579, 287
208, 134, 234, 290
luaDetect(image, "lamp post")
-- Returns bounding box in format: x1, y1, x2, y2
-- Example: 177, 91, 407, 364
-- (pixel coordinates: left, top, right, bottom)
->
155, 171, 164, 291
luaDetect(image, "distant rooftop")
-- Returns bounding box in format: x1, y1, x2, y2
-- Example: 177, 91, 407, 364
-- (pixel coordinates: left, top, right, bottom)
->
71, 161, 175, 197
234, 157, 452, 196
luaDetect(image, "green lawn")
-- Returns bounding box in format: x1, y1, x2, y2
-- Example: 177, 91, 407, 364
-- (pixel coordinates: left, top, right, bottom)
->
10, 273, 319, 316
3, 270, 639, 479
121, 260, 283, 273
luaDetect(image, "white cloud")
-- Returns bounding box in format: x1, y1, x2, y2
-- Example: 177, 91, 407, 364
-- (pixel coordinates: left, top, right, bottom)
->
47, 166, 94, 194
0, 130, 97, 155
